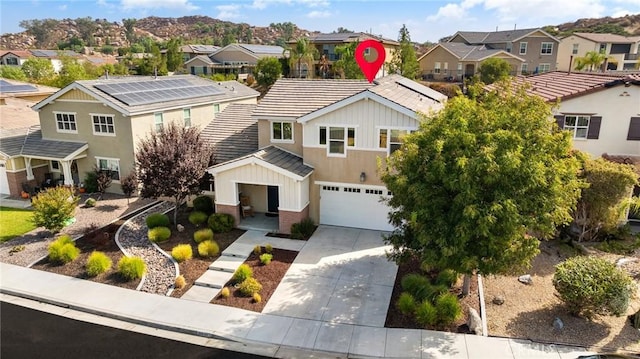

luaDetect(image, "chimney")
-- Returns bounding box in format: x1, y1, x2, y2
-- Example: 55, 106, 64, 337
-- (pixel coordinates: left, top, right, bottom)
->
568, 56, 573, 75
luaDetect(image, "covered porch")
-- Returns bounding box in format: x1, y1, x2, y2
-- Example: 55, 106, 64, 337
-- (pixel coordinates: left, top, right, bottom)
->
208, 146, 313, 234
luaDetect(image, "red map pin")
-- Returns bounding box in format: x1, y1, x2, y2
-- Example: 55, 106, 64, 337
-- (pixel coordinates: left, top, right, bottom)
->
355, 39, 386, 83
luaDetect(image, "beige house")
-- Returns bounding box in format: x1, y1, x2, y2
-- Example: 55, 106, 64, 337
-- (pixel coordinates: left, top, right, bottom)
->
180, 44, 220, 62
208, 74, 447, 233
0, 50, 32, 67
557, 33, 640, 71
18, 75, 259, 197
0, 80, 60, 197
420, 28, 559, 80
184, 44, 284, 78
302, 32, 400, 79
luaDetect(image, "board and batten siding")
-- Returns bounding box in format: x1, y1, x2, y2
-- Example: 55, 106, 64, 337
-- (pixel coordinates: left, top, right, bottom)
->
302, 98, 418, 149
214, 164, 309, 211
555, 85, 640, 157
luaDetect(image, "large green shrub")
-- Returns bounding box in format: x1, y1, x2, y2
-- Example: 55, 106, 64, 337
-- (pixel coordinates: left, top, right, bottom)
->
117, 256, 146, 280
553, 256, 635, 318
193, 195, 214, 213
435, 293, 462, 325
83, 171, 99, 193
397, 292, 417, 315
197, 240, 219, 257
188, 211, 208, 226
208, 213, 234, 233
48, 235, 80, 264
232, 263, 253, 283
148, 226, 171, 242
415, 300, 438, 327
291, 218, 316, 240
86, 251, 112, 276
193, 228, 213, 243
401, 274, 431, 302
238, 277, 262, 296
32, 187, 79, 233
435, 269, 459, 287
171, 244, 193, 262
146, 213, 170, 228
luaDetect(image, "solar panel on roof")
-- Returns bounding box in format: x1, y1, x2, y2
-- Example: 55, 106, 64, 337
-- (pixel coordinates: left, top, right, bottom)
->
0, 79, 37, 93
94, 78, 222, 106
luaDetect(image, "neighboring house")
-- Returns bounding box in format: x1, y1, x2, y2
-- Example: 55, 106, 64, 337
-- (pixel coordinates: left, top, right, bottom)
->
29, 49, 82, 73
0, 50, 32, 66
303, 32, 400, 79
421, 28, 559, 79
184, 44, 284, 78
0, 80, 59, 197
207, 74, 447, 233
180, 44, 220, 63
557, 33, 640, 71
21, 75, 258, 197
508, 71, 640, 160
418, 42, 525, 81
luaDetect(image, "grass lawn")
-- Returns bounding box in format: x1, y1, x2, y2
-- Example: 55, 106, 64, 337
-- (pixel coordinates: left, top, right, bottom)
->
0, 207, 36, 243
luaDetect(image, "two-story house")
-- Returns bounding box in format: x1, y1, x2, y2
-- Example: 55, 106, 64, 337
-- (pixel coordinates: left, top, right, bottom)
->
303, 32, 400, 79
208, 74, 447, 233
18, 75, 258, 196
557, 33, 640, 71
184, 43, 284, 79
420, 28, 559, 80
180, 44, 220, 63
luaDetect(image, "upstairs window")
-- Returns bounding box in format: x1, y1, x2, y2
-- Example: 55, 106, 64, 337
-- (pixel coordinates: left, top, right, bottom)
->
272, 121, 293, 142
541, 42, 553, 55
538, 63, 551, 73
92, 114, 115, 136
154, 113, 163, 132
320, 126, 355, 156
213, 104, 220, 114
572, 43, 579, 55
519, 42, 527, 55
379, 128, 412, 155
55, 112, 77, 133
434, 62, 441, 74
183, 108, 191, 128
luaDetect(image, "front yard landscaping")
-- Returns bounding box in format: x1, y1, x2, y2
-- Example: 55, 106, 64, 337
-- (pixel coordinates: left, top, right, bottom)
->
0, 207, 36, 243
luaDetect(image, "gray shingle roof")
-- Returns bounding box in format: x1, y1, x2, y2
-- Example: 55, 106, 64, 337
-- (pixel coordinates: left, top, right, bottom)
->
439, 43, 520, 61
202, 103, 258, 164
214, 145, 313, 178
453, 28, 548, 44
0, 126, 87, 159
571, 32, 637, 44
253, 78, 373, 119
371, 75, 447, 113
238, 44, 284, 56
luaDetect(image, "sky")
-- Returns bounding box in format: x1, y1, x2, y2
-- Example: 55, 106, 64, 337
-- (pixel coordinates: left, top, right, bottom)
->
1, 0, 640, 43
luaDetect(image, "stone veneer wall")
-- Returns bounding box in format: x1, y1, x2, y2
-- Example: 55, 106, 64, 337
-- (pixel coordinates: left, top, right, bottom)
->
278, 204, 309, 235
216, 203, 240, 226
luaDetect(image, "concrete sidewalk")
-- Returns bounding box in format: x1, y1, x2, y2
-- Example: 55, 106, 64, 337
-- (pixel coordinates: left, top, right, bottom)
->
0, 223, 597, 358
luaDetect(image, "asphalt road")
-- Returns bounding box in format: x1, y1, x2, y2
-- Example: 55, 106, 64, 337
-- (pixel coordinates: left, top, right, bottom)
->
1, 301, 269, 359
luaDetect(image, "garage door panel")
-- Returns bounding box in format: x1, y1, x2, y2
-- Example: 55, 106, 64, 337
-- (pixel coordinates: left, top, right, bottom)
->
320, 185, 394, 231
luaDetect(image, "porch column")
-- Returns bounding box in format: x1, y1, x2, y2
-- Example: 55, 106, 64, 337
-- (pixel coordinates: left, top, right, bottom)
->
24, 157, 34, 180
60, 160, 74, 186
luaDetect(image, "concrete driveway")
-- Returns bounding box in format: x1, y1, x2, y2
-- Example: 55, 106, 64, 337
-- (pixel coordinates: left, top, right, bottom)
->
262, 225, 398, 328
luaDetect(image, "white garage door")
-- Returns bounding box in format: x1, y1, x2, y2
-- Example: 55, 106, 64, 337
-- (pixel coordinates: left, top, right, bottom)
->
0, 161, 9, 195
319, 184, 394, 231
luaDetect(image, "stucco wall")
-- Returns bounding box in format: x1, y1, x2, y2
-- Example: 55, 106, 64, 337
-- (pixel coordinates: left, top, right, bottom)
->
258, 120, 303, 155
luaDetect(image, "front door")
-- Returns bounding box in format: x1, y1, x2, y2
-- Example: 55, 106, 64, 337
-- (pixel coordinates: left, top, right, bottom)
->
267, 186, 279, 213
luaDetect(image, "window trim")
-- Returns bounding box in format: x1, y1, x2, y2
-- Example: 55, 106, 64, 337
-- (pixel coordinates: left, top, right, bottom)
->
572, 43, 579, 55
6, 57, 18, 65
563, 115, 590, 140
541, 42, 553, 55
183, 108, 191, 128
50, 160, 61, 173
54, 111, 78, 134
90, 113, 116, 136
519, 42, 527, 55
213, 103, 220, 114
96, 157, 121, 182
378, 127, 415, 156
521, 63, 528, 74
538, 63, 551, 73
271, 121, 294, 143
154, 112, 163, 132
434, 62, 441, 74
321, 125, 356, 157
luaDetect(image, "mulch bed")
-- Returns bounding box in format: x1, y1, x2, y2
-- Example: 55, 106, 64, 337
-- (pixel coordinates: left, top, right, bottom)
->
384, 256, 480, 333
211, 247, 298, 312
31, 221, 140, 290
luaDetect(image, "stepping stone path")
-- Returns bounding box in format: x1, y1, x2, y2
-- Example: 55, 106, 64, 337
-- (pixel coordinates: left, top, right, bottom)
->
115, 201, 177, 296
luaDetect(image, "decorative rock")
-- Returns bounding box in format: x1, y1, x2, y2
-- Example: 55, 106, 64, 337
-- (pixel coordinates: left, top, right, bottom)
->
616, 257, 638, 268
518, 274, 533, 285
492, 295, 505, 305
553, 317, 564, 331
177, 224, 185, 233
467, 307, 483, 335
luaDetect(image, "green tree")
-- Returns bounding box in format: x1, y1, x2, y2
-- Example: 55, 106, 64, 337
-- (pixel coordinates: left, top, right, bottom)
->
19, 19, 60, 46
136, 44, 167, 76
51, 57, 91, 88
164, 38, 183, 72
287, 37, 317, 78
333, 42, 363, 79
575, 50, 606, 72
75, 17, 97, 46
381, 80, 583, 294
100, 45, 115, 55
31, 187, 79, 233
122, 18, 137, 43
135, 122, 213, 225
21, 57, 55, 83
0, 66, 28, 81
255, 57, 282, 88
389, 24, 419, 79
478, 58, 512, 84
572, 156, 638, 241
